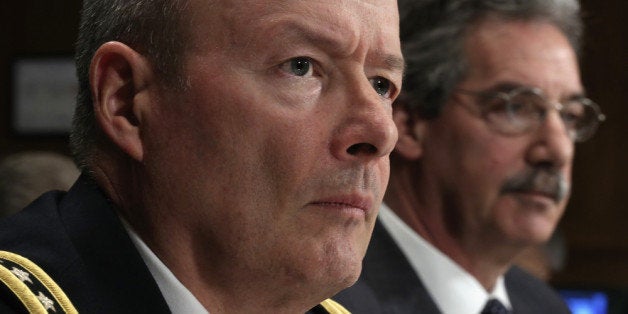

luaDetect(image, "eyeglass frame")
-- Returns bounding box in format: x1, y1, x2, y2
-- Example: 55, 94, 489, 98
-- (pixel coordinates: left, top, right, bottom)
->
452, 86, 606, 142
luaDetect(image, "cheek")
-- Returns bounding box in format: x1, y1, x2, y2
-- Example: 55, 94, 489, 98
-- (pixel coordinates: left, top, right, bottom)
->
472, 137, 518, 171
443, 137, 526, 226
469, 139, 525, 192
377, 156, 391, 194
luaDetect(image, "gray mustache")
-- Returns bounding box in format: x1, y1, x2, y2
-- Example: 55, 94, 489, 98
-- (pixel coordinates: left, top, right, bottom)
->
501, 168, 570, 203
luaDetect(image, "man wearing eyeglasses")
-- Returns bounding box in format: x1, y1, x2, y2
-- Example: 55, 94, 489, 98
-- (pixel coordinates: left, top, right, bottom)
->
335, 0, 604, 313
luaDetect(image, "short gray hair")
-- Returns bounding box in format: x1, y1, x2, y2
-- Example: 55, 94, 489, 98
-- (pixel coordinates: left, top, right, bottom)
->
70, 0, 189, 172
398, 0, 583, 118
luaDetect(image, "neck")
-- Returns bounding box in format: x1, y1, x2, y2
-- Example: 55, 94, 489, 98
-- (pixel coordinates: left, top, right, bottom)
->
117, 199, 323, 314
385, 162, 519, 291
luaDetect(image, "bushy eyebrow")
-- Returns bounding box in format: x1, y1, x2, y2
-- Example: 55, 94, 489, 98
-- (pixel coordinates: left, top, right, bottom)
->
380, 53, 405, 76
485, 82, 526, 93
486, 81, 586, 100
260, 17, 404, 74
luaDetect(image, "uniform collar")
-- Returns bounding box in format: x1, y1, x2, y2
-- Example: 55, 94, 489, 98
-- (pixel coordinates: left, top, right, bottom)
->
122, 219, 209, 314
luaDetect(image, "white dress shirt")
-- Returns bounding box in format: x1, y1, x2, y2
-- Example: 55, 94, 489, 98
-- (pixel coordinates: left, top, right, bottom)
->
378, 204, 512, 314
123, 221, 209, 314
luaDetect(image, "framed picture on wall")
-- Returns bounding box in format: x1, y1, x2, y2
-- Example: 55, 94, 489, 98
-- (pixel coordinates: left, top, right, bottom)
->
10, 56, 77, 135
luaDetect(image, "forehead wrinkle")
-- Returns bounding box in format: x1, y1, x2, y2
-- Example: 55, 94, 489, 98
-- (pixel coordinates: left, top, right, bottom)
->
465, 19, 582, 100
258, 14, 360, 59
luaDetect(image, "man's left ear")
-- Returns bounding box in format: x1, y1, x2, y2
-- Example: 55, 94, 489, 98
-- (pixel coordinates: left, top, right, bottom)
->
392, 101, 426, 160
90, 41, 154, 162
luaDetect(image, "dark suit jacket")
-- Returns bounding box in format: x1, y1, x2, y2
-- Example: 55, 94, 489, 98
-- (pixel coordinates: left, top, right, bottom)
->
0, 176, 338, 313
334, 219, 571, 314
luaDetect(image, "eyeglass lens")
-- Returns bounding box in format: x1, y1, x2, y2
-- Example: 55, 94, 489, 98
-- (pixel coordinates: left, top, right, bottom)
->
480, 88, 602, 142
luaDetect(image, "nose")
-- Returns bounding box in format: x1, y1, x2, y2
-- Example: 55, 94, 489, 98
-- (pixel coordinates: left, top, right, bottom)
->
526, 110, 574, 170
330, 81, 398, 162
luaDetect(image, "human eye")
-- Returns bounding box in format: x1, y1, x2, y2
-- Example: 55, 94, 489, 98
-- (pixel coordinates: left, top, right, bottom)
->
368, 76, 395, 99
504, 91, 545, 120
482, 94, 512, 117
560, 101, 586, 126
483, 91, 541, 133
279, 56, 314, 77
507, 98, 538, 117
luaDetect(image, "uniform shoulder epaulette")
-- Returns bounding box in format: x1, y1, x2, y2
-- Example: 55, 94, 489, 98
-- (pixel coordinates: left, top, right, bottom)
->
319, 298, 351, 314
0, 250, 77, 313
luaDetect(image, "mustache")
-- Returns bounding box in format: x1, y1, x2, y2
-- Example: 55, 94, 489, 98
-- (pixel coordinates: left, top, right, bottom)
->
500, 168, 570, 203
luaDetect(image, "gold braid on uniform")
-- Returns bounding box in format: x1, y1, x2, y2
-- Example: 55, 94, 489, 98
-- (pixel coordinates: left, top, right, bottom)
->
0, 251, 78, 313
320, 298, 351, 314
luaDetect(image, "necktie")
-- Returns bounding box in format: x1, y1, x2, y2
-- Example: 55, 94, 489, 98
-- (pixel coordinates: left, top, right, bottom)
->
481, 298, 510, 314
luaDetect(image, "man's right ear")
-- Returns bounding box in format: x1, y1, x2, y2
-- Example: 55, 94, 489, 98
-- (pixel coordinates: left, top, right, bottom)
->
90, 41, 154, 162
392, 102, 426, 160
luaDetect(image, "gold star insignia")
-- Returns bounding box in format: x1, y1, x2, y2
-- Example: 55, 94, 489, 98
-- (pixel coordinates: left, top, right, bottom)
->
10, 267, 33, 284
37, 291, 57, 312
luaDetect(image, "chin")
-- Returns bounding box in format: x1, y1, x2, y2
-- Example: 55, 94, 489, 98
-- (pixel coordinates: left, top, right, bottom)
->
311, 237, 365, 291
508, 222, 556, 246
507, 205, 560, 244
336, 260, 362, 288
317, 261, 362, 299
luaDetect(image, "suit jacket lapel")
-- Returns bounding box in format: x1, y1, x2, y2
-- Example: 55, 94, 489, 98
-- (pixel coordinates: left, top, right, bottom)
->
362, 219, 441, 313
335, 218, 441, 313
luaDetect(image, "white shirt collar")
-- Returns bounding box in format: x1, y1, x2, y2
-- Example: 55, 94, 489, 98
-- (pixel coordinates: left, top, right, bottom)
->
122, 220, 209, 314
378, 204, 512, 314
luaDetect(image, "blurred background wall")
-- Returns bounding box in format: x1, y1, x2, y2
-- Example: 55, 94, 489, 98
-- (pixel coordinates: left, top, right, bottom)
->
0, 1, 82, 157
0, 0, 626, 292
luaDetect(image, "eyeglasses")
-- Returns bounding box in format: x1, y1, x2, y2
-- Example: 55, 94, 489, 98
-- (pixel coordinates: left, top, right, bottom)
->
454, 86, 606, 142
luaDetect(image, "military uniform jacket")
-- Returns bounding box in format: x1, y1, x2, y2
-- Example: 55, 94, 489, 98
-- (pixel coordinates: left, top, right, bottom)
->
334, 220, 572, 314
0, 176, 348, 313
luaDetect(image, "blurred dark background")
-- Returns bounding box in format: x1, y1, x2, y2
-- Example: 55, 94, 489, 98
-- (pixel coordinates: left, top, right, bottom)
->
0, 0, 626, 304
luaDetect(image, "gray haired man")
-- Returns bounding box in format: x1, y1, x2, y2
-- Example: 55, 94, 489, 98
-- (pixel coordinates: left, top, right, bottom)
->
335, 0, 604, 313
